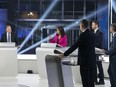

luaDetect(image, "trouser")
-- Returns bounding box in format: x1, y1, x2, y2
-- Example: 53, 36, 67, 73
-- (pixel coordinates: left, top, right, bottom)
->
94, 60, 104, 82
108, 61, 116, 87
80, 66, 95, 87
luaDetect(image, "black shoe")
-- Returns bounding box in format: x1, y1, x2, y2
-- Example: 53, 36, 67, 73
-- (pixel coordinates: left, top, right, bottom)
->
95, 81, 105, 85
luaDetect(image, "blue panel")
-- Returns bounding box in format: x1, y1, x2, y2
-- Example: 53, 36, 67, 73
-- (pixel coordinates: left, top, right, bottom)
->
0, 9, 7, 39
97, 4, 108, 50
17, 28, 32, 40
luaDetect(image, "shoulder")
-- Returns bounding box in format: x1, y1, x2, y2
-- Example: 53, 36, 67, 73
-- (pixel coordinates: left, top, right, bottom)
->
54, 35, 58, 39
2, 33, 6, 36
63, 35, 67, 38
97, 29, 102, 34
114, 35, 116, 39
12, 32, 16, 35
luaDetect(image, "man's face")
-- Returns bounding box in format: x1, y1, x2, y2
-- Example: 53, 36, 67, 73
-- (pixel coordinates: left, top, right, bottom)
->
110, 26, 114, 33
6, 26, 12, 33
91, 22, 96, 30
80, 23, 83, 32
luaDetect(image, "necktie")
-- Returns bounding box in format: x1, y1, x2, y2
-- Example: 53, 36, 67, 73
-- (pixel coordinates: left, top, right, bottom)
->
8, 33, 11, 42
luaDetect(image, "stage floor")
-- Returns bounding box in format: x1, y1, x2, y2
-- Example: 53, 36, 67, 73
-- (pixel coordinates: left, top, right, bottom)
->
0, 74, 110, 87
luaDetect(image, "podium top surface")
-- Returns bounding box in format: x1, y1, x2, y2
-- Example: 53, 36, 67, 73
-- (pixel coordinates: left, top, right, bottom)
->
0, 42, 15, 48
41, 43, 62, 48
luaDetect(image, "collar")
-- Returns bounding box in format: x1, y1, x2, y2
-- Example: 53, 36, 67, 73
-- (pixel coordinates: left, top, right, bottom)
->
82, 29, 87, 33
113, 32, 116, 36
7, 32, 11, 34
94, 28, 99, 33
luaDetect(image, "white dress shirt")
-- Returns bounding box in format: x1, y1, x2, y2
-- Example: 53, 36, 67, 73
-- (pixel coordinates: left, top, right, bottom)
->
113, 32, 116, 36
7, 32, 11, 42
94, 28, 99, 33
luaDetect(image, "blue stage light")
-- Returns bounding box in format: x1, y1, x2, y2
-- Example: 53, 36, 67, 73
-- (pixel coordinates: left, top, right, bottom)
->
19, 5, 108, 54
112, 0, 116, 13
18, 0, 59, 53
18, 33, 56, 54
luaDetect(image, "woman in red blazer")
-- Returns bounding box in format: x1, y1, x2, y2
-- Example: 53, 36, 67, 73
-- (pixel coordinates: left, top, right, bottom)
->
50, 26, 67, 47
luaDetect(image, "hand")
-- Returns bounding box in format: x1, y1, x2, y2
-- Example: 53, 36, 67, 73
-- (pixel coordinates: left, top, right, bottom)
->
100, 49, 105, 53
58, 53, 64, 59
17, 45, 20, 48
49, 35, 52, 39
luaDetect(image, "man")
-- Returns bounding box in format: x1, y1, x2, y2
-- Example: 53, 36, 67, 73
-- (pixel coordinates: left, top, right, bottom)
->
59, 19, 96, 87
102, 23, 116, 87
1, 25, 18, 45
91, 21, 105, 85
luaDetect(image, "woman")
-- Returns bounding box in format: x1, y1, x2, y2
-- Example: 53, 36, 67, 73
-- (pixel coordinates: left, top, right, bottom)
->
50, 26, 67, 47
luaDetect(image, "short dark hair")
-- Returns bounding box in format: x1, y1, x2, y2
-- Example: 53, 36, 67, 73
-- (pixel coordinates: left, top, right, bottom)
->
80, 19, 88, 28
6, 25, 11, 28
57, 26, 65, 37
111, 23, 116, 32
92, 21, 99, 27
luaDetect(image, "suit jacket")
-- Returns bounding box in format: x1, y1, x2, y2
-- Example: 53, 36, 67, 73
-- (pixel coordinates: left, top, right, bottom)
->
64, 29, 96, 68
94, 29, 103, 49
1, 32, 18, 45
50, 35, 67, 47
106, 33, 116, 62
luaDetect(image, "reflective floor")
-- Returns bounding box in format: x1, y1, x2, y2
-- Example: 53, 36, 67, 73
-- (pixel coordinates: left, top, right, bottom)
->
0, 74, 111, 87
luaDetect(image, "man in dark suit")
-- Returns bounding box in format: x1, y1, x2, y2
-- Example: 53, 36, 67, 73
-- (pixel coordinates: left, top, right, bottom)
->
59, 19, 96, 87
1, 25, 18, 45
102, 23, 116, 87
91, 21, 105, 84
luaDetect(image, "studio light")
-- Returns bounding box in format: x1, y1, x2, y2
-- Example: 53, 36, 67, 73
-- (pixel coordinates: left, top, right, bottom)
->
19, 5, 108, 54
18, 0, 59, 53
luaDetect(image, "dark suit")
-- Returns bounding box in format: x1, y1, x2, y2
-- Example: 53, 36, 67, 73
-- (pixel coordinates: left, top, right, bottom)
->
105, 33, 116, 87
94, 29, 104, 82
1, 32, 18, 45
64, 29, 96, 87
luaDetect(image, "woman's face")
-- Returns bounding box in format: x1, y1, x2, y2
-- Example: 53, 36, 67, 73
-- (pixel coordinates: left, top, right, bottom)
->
56, 28, 60, 35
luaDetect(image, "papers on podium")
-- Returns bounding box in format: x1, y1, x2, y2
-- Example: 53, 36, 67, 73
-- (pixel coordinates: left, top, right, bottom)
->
41, 43, 62, 48
95, 47, 104, 55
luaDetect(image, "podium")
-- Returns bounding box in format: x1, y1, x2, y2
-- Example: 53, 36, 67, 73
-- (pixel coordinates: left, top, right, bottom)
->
0, 43, 18, 77
45, 55, 74, 87
36, 47, 55, 79
36, 43, 62, 79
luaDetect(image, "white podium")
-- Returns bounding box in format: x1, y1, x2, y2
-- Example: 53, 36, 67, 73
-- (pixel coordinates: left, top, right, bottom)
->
36, 43, 64, 79
0, 46, 18, 77
36, 47, 55, 79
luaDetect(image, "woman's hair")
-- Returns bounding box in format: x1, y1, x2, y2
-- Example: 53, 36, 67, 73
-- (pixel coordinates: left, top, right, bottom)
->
111, 23, 116, 32
57, 26, 65, 37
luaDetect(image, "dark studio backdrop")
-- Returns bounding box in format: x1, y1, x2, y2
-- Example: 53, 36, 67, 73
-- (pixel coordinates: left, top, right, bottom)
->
0, 0, 110, 54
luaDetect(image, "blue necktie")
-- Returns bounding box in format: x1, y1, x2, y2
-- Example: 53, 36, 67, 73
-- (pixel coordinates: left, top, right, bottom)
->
8, 33, 11, 42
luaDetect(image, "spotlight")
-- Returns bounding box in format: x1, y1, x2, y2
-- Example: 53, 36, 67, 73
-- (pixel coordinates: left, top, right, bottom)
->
18, 33, 56, 54
18, 5, 108, 54
112, 0, 116, 13
18, 0, 59, 53
28, 12, 34, 16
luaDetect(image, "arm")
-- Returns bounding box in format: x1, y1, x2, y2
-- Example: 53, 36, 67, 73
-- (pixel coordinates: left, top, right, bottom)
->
64, 34, 84, 56
95, 32, 103, 48
60, 35, 67, 47
49, 36, 56, 43
105, 36, 116, 55
15, 33, 19, 46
